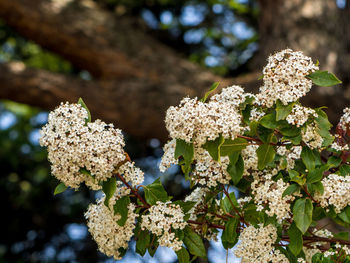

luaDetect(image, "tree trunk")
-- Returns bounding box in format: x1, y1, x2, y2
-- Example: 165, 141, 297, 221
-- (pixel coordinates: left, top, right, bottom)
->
256, 0, 350, 122
0, 0, 348, 140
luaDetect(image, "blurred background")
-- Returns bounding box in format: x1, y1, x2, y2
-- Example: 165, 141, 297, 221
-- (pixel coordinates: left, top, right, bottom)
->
0, 0, 349, 262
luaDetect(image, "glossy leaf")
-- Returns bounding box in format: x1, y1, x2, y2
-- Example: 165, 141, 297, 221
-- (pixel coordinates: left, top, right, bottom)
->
293, 198, 313, 234
288, 222, 303, 256
306, 70, 342, 87
256, 143, 276, 170
282, 184, 300, 197
200, 82, 220, 102
183, 226, 207, 259
136, 230, 151, 256
143, 178, 168, 205
202, 136, 224, 161
54, 182, 67, 195
78, 97, 91, 123
113, 196, 130, 226
276, 100, 294, 121
102, 177, 117, 207
175, 139, 194, 175
176, 247, 190, 263
220, 138, 248, 156
301, 147, 315, 171
227, 154, 244, 185
221, 218, 239, 249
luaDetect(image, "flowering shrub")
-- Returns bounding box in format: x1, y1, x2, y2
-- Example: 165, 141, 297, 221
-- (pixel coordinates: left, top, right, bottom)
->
40, 49, 350, 263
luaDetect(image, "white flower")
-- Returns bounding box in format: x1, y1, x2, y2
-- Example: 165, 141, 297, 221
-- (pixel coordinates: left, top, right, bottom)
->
40, 102, 125, 189
257, 49, 318, 107
85, 197, 136, 260
286, 104, 318, 127
302, 121, 323, 149
315, 174, 350, 213
340, 107, 350, 131
141, 201, 187, 251
235, 224, 288, 263
159, 139, 178, 172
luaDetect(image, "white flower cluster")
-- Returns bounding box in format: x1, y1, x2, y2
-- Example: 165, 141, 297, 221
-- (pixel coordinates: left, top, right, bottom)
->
235, 224, 288, 263
192, 147, 231, 187
184, 187, 208, 221
249, 107, 266, 122
241, 145, 259, 175
85, 197, 136, 260
141, 201, 187, 251
302, 122, 324, 149
165, 86, 246, 146
252, 175, 295, 222
40, 102, 125, 189
340, 107, 350, 131
257, 49, 318, 107
315, 174, 350, 213
330, 140, 349, 152
286, 104, 318, 127
159, 139, 178, 172
277, 146, 302, 170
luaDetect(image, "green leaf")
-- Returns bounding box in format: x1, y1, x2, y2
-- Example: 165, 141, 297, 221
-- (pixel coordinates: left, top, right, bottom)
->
175, 139, 194, 175
293, 198, 313, 234
307, 167, 326, 184
176, 247, 190, 263
227, 154, 244, 185
136, 230, 151, 256
221, 218, 239, 249
202, 136, 224, 161
260, 113, 278, 129
289, 171, 305, 186
327, 156, 342, 168
54, 182, 67, 195
183, 226, 207, 259
257, 125, 273, 143
276, 100, 294, 121
307, 70, 342, 87
307, 182, 324, 195
333, 231, 349, 241
220, 191, 238, 213
78, 97, 91, 123
279, 126, 301, 137
339, 206, 350, 223
282, 184, 300, 197
113, 196, 130, 226
102, 177, 117, 207
173, 200, 197, 214
288, 222, 303, 256
220, 138, 248, 156
200, 82, 220, 102
301, 147, 315, 171
143, 178, 168, 205
340, 165, 350, 177
256, 144, 276, 170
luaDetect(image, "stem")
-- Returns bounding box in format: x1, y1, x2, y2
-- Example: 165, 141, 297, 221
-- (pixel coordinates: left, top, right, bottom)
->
187, 220, 225, 230
281, 235, 350, 246
115, 172, 150, 208
221, 185, 248, 225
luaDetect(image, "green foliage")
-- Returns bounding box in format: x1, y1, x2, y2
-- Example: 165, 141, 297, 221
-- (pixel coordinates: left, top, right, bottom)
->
183, 226, 207, 259
78, 97, 92, 123
227, 153, 244, 185
307, 70, 342, 87
175, 139, 194, 175
288, 222, 303, 256
293, 198, 313, 234
282, 184, 300, 197
221, 218, 239, 249
54, 182, 67, 195
176, 247, 190, 263
136, 229, 151, 256
102, 177, 117, 207
276, 100, 294, 121
202, 135, 224, 161
256, 143, 276, 170
143, 178, 168, 205
114, 196, 130, 226
200, 82, 220, 102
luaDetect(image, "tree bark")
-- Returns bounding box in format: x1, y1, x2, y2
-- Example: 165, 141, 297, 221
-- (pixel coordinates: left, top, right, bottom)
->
256, 0, 350, 122
0, 0, 348, 140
